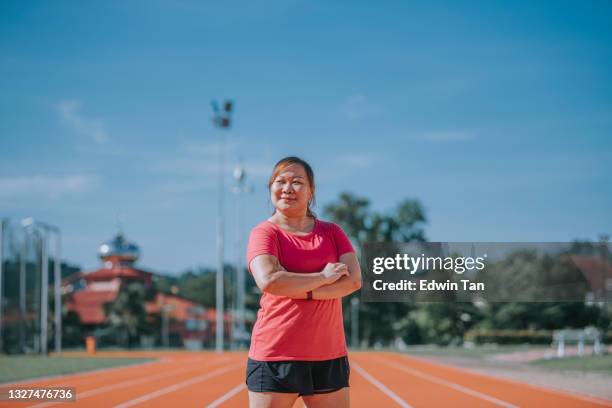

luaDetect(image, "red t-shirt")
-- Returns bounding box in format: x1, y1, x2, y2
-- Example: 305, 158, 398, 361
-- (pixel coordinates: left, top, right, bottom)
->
246, 218, 355, 361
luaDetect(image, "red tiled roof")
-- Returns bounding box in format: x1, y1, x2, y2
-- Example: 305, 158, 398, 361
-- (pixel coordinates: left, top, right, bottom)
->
64, 265, 234, 325
570, 255, 612, 291
62, 271, 84, 286
66, 289, 118, 324
85, 266, 152, 281
147, 293, 232, 322
146, 293, 203, 321
66, 289, 232, 325
204, 308, 232, 322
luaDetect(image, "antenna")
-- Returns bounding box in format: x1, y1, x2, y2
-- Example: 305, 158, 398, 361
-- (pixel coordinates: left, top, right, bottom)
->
116, 213, 126, 236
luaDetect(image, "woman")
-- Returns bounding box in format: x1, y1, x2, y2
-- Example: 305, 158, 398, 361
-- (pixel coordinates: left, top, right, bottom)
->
246, 156, 362, 408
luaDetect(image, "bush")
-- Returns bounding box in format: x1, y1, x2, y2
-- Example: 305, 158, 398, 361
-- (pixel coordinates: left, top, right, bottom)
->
464, 329, 552, 345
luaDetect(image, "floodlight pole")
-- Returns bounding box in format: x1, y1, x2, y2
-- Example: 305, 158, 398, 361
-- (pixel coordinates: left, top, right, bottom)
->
232, 164, 251, 348
211, 100, 234, 353
54, 229, 61, 354
41, 230, 48, 355
351, 296, 359, 348
0, 218, 6, 353
600, 234, 610, 304
162, 304, 173, 348
19, 228, 27, 352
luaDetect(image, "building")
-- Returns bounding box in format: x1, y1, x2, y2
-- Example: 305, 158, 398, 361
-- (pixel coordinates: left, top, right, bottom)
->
63, 233, 230, 348
570, 254, 612, 304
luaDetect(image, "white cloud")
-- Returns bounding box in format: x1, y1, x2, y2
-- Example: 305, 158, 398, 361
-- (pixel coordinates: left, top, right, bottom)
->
57, 99, 110, 144
341, 93, 382, 121
416, 131, 476, 142
0, 174, 99, 199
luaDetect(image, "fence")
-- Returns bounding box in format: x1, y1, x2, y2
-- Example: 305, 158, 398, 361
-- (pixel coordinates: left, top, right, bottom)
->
1, 218, 52, 354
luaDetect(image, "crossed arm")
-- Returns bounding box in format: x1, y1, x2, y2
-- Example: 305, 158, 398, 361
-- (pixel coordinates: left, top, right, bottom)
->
249, 253, 362, 300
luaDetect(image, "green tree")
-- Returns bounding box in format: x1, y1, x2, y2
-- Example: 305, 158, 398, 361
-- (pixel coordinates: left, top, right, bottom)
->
173, 265, 236, 308
411, 303, 481, 345
103, 282, 150, 347
325, 192, 428, 346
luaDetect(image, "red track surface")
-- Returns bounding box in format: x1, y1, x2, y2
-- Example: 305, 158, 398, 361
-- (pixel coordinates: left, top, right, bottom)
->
1, 351, 611, 407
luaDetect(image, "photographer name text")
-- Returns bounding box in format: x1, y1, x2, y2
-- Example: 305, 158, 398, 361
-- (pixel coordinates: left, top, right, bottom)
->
372, 279, 485, 292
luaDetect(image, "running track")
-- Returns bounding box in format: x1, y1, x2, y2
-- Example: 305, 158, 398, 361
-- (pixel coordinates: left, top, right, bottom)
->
1, 351, 611, 408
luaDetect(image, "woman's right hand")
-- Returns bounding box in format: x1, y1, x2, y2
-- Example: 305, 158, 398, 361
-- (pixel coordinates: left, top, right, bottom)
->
320, 262, 349, 284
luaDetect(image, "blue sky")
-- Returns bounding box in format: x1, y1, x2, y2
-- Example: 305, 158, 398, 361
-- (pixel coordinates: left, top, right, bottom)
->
1, 0, 611, 274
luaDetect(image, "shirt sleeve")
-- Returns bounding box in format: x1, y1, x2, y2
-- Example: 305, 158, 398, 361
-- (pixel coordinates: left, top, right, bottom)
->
332, 223, 355, 257
246, 225, 280, 272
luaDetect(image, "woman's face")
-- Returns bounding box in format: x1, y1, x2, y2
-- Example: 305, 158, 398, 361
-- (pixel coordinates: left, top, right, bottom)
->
270, 163, 313, 216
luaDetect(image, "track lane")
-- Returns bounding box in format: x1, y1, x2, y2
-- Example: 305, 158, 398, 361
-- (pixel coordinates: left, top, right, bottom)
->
351, 353, 499, 407
80, 355, 244, 407
112, 363, 243, 408
372, 352, 612, 408
115, 353, 248, 408
205, 353, 402, 408
0, 352, 232, 408
2, 351, 611, 408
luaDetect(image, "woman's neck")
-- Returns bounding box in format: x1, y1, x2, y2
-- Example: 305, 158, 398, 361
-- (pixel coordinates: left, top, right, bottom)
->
269, 211, 314, 232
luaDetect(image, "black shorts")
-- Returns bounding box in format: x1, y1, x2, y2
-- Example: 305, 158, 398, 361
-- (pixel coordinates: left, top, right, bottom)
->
246, 356, 350, 396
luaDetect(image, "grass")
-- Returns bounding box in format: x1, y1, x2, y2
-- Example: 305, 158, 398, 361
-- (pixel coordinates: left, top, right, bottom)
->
0, 355, 155, 384
398, 344, 550, 359
530, 354, 612, 375
393, 344, 612, 376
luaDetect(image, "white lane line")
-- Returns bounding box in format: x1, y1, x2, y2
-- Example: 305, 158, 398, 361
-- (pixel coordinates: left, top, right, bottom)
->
27, 357, 231, 408
351, 362, 413, 408
113, 364, 240, 408
206, 383, 246, 408
400, 353, 612, 407
15, 353, 215, 390
1, 358, 163, 387
379, 358, 518, 408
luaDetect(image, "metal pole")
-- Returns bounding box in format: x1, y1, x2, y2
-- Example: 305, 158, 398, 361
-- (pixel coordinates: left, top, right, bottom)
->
236, 190, 245, 346
216, 128, 225, 353
19, 229, 26, 352
600, 235, 609, 304
0, 218, 5, 353
162, 308, 168, 348
351, 296, 359, 348
231, 189, 239, 350
212, 99, 233, 353
231, 173, 239, 349
54, 230, 61, 353
41, 231, 48, 355
23, 219, 61, 354
234, 168, 246, 347
33, 230, 41, 353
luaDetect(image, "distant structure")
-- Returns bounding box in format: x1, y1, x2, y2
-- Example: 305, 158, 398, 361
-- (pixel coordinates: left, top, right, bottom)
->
570, 254, 612, 304
62, 233, 230, 348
